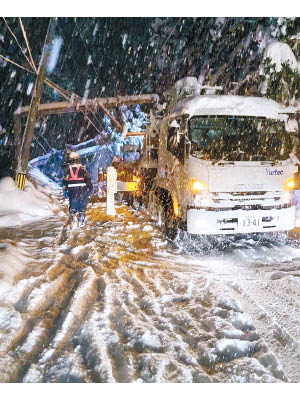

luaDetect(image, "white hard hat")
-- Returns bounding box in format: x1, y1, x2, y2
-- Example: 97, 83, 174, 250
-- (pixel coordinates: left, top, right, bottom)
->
69, 151, 80, 160
169, 119, 180, 128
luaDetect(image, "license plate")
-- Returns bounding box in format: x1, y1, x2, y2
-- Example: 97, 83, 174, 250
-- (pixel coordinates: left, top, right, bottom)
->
239, 217, 260, 228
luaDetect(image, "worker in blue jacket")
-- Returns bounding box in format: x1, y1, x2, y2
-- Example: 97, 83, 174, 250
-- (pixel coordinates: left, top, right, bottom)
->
63, 152, 93, 228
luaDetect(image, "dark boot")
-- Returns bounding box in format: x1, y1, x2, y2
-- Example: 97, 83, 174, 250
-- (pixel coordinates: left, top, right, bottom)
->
70, 211, 78, 229
78, 212, 85, 227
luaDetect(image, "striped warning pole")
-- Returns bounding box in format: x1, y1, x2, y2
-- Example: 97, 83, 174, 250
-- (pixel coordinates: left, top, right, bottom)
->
16, 172, 26, 190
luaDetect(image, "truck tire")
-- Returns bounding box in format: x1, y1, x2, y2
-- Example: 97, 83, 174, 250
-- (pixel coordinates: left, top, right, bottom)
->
157, 203, 164, 227
132, 196, 141, 210
164, 202, 179, 240
123, 192, 134, 207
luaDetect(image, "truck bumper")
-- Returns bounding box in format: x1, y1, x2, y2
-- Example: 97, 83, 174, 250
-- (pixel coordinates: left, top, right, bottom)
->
117, 181, 138, 192
187, 206, 296, 235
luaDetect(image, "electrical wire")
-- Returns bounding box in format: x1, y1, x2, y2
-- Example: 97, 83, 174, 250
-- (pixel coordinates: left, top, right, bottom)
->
138, 17, 181, 96
72, 19, 112, 132
2, 17, 36, 72
74, 19, 99, 79
3, 17, 127, 136
18, 17, 38, 73
54, 18, 126, 133
1, 19, 77, 101
160, 17, 182, 49
0, 53, 34, 74
35, 138, 48, 153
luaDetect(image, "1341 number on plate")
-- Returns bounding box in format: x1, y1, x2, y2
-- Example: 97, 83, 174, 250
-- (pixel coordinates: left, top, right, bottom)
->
240, 217, 260, 227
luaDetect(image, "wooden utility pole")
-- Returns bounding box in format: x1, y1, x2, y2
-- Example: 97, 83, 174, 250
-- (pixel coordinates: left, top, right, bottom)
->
15, 17, 57, 190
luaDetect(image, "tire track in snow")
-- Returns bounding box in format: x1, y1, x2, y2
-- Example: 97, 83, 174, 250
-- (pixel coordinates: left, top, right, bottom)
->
1, 202, 300, 382
213, 264, 300, 382
77, 274, 119, 382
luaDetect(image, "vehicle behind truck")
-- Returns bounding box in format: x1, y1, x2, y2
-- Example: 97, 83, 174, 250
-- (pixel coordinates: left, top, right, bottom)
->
98, 143, 142, 205
138, 77, 300, 238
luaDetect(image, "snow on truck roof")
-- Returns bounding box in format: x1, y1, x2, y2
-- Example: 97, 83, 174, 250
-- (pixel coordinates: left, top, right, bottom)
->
173, 95, 288, 120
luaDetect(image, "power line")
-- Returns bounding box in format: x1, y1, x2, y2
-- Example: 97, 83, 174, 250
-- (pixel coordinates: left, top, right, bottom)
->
161, 17, 182, 49
0, 53, 34, 74
3, 17, 120, 137
74, 19, 98, 79
2, 17, 35, 72
18, 17, 38, 73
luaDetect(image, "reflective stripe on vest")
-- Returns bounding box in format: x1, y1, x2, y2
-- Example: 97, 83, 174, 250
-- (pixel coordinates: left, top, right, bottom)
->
68, 183, 86, 187
68, 166, 85, 181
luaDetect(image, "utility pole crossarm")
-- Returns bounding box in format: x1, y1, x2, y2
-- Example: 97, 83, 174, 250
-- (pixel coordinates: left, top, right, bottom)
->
14, 94, 159, 117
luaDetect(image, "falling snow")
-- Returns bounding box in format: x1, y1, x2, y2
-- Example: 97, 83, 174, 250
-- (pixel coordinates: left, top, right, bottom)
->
1, 17, 300, 386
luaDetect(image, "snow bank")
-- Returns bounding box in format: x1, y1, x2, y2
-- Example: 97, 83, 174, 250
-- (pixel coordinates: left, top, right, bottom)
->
0, 242, 31, 285
0, 177, 62, 227
29, 166, 61, 189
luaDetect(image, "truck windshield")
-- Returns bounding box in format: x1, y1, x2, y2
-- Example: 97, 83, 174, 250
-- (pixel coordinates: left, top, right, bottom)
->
188, 116, 293, 161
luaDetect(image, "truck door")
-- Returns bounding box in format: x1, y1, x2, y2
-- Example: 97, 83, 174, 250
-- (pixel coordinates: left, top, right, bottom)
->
165, 119, 187, 208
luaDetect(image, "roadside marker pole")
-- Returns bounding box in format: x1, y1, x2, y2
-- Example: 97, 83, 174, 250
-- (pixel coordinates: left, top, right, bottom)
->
106, 166, 118, 216
16, 172, 26, 190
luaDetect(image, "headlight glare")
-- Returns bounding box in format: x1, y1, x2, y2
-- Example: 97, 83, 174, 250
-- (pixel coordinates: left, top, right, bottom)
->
192, 180, 208, 193
285, 178, 295, 191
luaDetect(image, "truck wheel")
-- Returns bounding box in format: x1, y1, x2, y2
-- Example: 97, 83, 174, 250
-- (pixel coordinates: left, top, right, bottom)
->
128, 193, 134, 207
164, 203, 179, 240
157, 203, 165, 227
123, 193, 133, 206
132, 196, 141, 210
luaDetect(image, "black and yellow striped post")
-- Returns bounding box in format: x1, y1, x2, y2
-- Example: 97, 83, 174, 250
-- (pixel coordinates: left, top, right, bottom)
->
16, 172, 26, 190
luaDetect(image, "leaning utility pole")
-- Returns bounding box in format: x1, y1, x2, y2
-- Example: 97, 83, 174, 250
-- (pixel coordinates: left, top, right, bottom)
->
15, 17, 57, 190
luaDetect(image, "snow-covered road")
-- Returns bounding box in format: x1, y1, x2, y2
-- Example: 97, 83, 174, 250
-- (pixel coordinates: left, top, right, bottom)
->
0, 196, 300, 383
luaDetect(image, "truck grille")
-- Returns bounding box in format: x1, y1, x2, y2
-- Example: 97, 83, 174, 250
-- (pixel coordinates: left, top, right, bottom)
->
206, 191, 293, 210
219, 191, 267, 196
191, 204, 290, 212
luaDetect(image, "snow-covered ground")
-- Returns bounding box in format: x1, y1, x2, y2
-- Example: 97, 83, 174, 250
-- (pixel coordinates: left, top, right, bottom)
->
0, 160, 300, 383
1, 179, 300, 382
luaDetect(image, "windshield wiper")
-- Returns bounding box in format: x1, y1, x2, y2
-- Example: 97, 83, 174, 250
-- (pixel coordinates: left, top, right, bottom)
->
212, 160, 235, 166
259, 160, 277, 165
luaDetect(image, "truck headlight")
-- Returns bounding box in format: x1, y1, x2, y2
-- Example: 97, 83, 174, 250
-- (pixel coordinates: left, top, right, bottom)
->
172, 196, 180, 217
191, 180, 208, 193
285, 178, 295, 191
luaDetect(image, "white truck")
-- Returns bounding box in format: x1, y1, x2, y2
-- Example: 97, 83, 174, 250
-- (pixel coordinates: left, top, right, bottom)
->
138, 77, 300, 238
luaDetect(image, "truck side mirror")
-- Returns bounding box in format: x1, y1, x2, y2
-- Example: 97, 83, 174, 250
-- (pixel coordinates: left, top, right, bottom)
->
185, 137, 191, 159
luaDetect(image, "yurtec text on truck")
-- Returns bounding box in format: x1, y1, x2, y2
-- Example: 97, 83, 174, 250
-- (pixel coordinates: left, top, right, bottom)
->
138, 77, 300, 238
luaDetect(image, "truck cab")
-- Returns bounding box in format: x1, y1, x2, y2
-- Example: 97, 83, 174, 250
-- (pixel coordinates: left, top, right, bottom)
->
140, 77, 300, 237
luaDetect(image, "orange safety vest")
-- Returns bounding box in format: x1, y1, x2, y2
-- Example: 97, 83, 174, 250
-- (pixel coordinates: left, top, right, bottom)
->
68, 166, 86, 187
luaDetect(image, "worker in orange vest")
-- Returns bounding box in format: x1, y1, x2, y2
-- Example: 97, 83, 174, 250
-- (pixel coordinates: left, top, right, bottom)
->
62, 152, 93, 228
